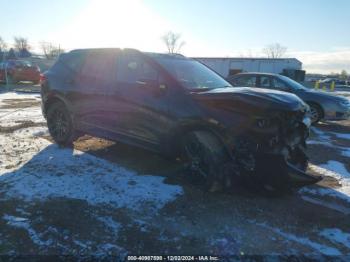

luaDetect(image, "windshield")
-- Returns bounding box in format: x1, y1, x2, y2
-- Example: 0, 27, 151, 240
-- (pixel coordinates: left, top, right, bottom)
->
153, 56, 232, 90
278, 75, 307, 90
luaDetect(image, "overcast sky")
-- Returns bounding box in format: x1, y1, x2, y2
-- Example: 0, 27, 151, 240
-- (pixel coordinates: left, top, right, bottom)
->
1, 0, 349, 74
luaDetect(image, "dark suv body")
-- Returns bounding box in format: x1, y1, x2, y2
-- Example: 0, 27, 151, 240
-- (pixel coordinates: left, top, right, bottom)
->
41, 48, 320, 193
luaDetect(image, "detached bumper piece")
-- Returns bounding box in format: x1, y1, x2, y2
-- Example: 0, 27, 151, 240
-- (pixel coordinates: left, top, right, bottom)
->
253, 153, 322, 191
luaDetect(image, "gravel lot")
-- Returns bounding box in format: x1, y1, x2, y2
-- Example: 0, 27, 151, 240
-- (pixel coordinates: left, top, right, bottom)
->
0, 84, 350, 259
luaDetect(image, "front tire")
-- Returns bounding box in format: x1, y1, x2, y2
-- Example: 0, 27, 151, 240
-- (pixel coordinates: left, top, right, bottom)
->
308, 103, 322, 124
181, 131, 232, 192
47, 102, 76, 146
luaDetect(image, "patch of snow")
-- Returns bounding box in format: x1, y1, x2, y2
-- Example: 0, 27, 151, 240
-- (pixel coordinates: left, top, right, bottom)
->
96, 216, 121, 234
94, 243, 127, 258
319, 161, 350, 179
0, 92, 43, 126
0, 106, 44, 127
0, 127, 50, 172
256, 222, 341, 255
3, 214, 53, 247
342, 149, 350, 158
0, 142, 183, 211
300, 195, 350, 215
73, 239, 89, 249
331, 132, 350, 140
0, 92, 40, 106
319, 228, 350, 249
0, 127, 182, 212
307, 140, 334, 147
300, 162, 350, 204
311, 127, 331, 141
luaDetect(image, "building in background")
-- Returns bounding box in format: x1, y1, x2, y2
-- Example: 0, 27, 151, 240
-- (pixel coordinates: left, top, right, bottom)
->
193, 57, 305, 81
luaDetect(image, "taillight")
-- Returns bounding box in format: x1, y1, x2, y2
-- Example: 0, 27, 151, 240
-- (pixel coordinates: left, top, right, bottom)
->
40, 74, 47, 84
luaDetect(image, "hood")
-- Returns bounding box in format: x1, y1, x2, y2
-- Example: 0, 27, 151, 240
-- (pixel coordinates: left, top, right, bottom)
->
298, 88, 349, 102
191, 87, 306, 112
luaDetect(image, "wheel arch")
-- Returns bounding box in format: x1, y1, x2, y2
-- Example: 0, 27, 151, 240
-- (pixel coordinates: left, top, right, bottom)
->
44, 95, 70, 117
165, 120, 233, 159
305, 101, 325, 118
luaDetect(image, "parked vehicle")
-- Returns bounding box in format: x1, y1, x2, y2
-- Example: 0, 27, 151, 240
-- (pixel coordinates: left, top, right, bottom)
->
319, 78, 348, 85
41, 48, 320, 193
0, 60, 41, 84
0, 63, 5, 82
227, 73, 350, 124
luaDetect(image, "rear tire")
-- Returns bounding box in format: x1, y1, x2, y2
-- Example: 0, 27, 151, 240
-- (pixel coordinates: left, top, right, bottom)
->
181, 131, 232, 192
46, 101, 76, 146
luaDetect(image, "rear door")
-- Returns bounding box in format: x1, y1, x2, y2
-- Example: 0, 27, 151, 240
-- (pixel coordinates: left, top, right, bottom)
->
105, 51, 173, 148
72, 51, 118, 134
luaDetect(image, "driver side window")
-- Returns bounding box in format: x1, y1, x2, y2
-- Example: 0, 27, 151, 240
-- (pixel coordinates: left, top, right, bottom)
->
117, 54, 158, 84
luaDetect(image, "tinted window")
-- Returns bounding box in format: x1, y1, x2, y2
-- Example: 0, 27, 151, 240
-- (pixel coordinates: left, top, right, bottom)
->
118, 54, 158, 83
79, 52, 116, 81
232, 75, 257, 87
272, 77, 290, 91
151, 55, 231, 90
260, 76, 271, 88
277, 75, 307, 90
60, 53, 85, 72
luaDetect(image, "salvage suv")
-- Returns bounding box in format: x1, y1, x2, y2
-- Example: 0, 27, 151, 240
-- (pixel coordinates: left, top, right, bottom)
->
41, 48, 321, 193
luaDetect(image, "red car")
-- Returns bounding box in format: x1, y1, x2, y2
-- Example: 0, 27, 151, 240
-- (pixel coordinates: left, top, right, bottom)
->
0, 60, 41, 84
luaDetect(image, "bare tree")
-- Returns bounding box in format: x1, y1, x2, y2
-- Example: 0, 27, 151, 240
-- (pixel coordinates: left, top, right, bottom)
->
0, 37, 7, 52
14, 36, 31, 51
262, 43, 287, 58
340, 70, 348, 80
40, 42, 63, 59
161, 31, 185, 54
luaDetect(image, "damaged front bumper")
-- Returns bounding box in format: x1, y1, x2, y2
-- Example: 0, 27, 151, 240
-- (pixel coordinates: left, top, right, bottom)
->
254, 153, 322, 190
231, 113, 322, 191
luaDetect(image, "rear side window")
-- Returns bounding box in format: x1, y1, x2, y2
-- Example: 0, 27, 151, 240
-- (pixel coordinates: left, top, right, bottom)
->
79, 52, 116, 82
50, 53, 85, 77
259, 76, 271, 88
117, 54, 158, 83
61, 53, 85, 72
232, 75, 257, 87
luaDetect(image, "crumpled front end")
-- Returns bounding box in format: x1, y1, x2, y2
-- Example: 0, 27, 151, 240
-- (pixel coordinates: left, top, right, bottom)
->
231, 107, 322, 192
